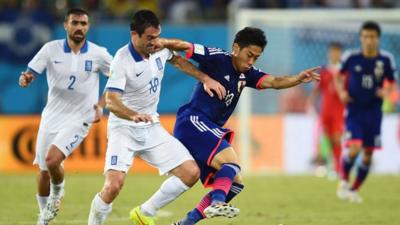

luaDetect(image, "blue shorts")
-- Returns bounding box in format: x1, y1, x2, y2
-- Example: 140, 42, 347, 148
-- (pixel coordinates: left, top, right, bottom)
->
345, 106, 382, 149
173, 109, 234, 187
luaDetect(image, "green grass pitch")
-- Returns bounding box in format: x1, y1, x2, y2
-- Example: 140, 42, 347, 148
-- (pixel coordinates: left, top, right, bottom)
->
1, 173, 399, 225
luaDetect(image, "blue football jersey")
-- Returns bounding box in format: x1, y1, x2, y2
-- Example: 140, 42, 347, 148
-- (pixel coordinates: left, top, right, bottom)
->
178, 43, 269, 126
340, 49, 396, 108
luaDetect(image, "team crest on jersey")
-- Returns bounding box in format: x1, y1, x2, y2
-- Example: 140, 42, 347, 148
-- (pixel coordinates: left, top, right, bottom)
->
156, 57, 163, 70
237, 73, 246, 93
355, 65, 362, 72
111, 155, 118, 165
374, 60, 384, 81
85, 60, 92, 72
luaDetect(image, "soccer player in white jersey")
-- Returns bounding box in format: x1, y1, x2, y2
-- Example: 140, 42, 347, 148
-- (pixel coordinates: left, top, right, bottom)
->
18, 8, 112, 225
87, 9, 226, 225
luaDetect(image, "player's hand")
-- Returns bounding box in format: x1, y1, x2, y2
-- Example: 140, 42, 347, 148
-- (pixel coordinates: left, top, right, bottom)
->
18, 71, 35, 87
298, 66, 321, 83
153, 38, 167, 52
203, 76, 226, 100
376, 88, 389, 99
338, 90, 353, 103
130, 113, 153, 123
92, 104, 103, 123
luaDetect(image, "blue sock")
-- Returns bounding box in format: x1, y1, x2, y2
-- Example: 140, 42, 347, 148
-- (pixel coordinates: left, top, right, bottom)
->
351, 162, 370, 191
185, 208, 203, 224
226, 182, 244, 203
210, 163, 240, 204
342, 155, 355, 181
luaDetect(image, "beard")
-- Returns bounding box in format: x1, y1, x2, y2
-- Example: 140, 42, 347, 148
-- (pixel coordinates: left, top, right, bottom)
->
69, 31, 85, 44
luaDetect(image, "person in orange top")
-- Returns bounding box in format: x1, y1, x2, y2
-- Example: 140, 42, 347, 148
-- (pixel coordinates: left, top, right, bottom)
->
309, 42, 344, 175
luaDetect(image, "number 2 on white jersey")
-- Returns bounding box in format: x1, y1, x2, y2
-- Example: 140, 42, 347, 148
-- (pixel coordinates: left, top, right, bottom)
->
68, 75, 76, 90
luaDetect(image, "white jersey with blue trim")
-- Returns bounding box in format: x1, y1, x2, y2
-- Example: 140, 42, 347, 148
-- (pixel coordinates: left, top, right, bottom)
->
27, 39, 112, 132
105, 42, 173, 128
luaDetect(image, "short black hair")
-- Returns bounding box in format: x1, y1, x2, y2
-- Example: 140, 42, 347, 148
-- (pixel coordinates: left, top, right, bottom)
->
360, 21, 381, 37
64, 8, 90, 21
234, 27, 267, 50
329, 42, 342, 49
130, 9, 160, 36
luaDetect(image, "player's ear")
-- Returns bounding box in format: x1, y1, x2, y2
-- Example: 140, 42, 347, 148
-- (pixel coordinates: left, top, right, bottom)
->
232, 43, 240, 56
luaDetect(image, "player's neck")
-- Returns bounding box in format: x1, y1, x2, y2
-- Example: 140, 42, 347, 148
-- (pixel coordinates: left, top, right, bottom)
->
362, 49, 378, 58
67, 38, 86, 54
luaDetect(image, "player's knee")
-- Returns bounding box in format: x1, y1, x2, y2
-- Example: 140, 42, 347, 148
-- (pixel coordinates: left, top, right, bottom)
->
103, 179, 124, 198
45, 155, 60, 170
45, 146, 64, 169
182, 163, 200, 186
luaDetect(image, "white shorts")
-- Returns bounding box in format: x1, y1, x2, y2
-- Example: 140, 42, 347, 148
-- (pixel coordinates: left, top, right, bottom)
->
105, 123, 193, 175
33, 122, 90, 170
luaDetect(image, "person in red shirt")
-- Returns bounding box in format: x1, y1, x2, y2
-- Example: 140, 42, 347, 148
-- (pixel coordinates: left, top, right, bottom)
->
309, 42, 344, 176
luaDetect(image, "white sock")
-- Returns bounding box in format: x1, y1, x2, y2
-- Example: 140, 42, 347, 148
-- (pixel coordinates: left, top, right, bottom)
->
50, 180, 65, 196
141, 176, 189, 217
88, 193, 112, 225
36, 194, 48, 212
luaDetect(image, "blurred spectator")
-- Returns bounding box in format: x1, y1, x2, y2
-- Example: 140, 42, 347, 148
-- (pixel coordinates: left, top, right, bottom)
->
279, 86, 308, 113
0, 0, 54, 64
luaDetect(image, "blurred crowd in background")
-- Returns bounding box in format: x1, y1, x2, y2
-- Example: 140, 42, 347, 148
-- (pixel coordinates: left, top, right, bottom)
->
0, 0, 399, 115
1, 0, 400, 24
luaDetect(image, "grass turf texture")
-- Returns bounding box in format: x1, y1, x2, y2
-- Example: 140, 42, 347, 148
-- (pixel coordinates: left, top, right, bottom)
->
0, 173, 399, 225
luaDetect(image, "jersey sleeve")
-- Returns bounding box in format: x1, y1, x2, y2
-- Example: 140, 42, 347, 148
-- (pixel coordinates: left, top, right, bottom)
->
246, 66, 270, 89
27, 42, 50, 76
185, 43, 224, 65
99, 47, 113, 76
105, 52, 127, 93
162, 48, 174, 61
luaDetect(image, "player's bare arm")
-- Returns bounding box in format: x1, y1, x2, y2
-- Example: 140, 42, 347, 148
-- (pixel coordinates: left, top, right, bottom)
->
105, 91, 152, 123
18, 71, 35, 87
259, 66, 321, 89
156, 38, 192, 52
334, 73, 352, 103
168, 54, 226, 100
92, 94, 106, 123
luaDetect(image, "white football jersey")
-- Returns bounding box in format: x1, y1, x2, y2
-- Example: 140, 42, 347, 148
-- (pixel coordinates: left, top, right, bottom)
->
105, 42, 173, 128
28, 39, 112, 132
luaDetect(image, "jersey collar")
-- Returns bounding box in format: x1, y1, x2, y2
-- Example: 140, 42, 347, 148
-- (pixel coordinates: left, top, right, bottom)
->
128, 41, 144, 62
63, 39, 89, 53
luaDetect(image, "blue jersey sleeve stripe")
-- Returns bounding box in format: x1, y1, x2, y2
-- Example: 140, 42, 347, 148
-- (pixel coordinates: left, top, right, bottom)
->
27, 67, 41, 77
105, 87, 124, 93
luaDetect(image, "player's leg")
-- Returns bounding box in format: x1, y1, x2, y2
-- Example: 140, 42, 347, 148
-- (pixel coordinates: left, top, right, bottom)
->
34, 129, 53, 212
202, 147, 241, 218
348, 109, 382, 203
40, 124, 90, 223
177, 147, 241, 225
330, 132, 342, 176
133, 127, 199, 223
138, 160, 199, 217
88, 127, 132, 225
347, 148, 373, 203
36, 171, 50, 211
88, 170, 126, 225
337, 113, 364, 200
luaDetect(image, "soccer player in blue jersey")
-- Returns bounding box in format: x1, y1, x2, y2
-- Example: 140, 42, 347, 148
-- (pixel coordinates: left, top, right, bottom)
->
156, 27, 320, 224
336, 21, 397, 203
